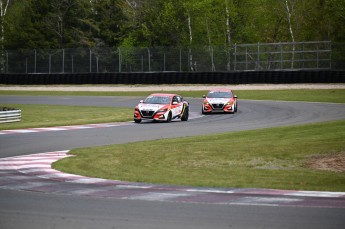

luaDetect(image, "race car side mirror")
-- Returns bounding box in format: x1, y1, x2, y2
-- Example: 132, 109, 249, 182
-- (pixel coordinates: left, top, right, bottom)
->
172, 101, 178, 105
202, 95, 206, 98
140, 100, 144, 103
234, 95, 238, 99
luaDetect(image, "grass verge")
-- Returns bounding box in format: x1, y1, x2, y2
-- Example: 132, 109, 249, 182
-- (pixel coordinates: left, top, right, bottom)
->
1, 89, 344, 130
0, 104, 133, 130
1, 89, 345, 103
53, 120, 345, 191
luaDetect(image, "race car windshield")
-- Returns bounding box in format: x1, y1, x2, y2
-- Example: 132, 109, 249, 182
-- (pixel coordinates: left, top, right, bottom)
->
144, 96, 171, 104
207, 91, 232, 98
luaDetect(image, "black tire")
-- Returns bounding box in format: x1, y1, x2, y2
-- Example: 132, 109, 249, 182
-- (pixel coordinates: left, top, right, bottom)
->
134, 119, 141, 123
167, 111, 172, 122
234, 102, 238, 112
181, 107, 189, 121
202, 107, 207, 115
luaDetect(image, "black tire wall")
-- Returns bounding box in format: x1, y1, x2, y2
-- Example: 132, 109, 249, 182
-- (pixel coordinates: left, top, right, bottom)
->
0, 70, 344, 85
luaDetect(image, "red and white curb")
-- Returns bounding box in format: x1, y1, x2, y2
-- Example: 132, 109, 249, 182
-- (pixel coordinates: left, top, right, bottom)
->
1, 151, 345, 208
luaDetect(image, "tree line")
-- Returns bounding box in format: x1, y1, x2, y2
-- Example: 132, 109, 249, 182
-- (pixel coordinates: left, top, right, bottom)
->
1, 0, 344, 50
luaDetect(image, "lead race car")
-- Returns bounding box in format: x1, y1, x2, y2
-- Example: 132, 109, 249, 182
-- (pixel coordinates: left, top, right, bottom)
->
202, 88, 238, 114
134, 93, 189, 123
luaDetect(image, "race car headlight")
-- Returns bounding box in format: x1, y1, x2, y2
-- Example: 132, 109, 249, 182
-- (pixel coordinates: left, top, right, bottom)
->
157, 108, 168, 113
226, 102, 234, 105
203, 102, 209, 105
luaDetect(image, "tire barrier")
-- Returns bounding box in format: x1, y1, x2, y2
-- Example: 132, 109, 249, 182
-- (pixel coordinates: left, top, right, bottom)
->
0, 107, 21, 124
0, 70, 344, 85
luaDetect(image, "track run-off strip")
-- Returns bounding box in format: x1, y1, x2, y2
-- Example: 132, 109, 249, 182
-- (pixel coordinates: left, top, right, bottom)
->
0, 151, 345, 208
0, 122, 134, 135
0, 112, 203, 135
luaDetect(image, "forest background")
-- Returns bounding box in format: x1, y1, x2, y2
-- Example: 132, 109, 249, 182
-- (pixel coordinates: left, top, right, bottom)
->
0, 0, 344, 51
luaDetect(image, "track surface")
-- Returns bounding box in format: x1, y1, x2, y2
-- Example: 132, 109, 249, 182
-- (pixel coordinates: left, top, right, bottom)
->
1, 95, 345, 229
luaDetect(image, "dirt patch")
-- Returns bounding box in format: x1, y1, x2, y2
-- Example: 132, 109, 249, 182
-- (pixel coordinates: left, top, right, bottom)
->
306, 152, 345, 173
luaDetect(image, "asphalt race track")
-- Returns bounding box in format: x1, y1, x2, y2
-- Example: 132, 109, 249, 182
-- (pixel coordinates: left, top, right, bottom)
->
1, 95, 345, 229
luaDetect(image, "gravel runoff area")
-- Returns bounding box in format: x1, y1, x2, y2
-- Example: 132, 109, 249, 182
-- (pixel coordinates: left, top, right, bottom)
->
1, 84, 345, 91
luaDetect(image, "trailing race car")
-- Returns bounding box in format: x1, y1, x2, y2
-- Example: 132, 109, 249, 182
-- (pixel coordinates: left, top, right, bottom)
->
202, 89, 237, 114
134, 93, 189, 123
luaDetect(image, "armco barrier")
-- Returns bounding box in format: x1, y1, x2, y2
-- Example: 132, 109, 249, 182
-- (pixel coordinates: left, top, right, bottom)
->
0, 108, 21, 124
0, 70, 344, 85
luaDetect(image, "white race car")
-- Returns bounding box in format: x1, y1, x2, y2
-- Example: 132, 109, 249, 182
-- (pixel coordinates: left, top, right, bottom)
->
202, 89, 238, 114
134, 93, 189, 123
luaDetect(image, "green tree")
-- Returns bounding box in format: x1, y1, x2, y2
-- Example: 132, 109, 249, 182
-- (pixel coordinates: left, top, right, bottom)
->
5, 0, 53, 49
89, 0, 128, 47
5, 0, 96, 49
3, 0, 345, 50
119, 0, 188, 47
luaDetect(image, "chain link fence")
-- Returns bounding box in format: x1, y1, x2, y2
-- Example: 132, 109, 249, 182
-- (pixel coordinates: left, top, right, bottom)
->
1, 41, 342, 74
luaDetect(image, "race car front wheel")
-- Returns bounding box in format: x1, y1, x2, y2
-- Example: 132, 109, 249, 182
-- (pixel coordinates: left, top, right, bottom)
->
134, 119, 141, 123
181, 107, 189, 121
167, 111, 172, 122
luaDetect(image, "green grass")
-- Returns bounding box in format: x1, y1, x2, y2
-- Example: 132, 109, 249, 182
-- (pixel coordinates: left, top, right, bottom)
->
0, 104, 133, 130
237, 89, 345, 103
1, 89, 344, 130
53, 120, 345, 191
2, 88, 345, 191
1, 89, 345, 103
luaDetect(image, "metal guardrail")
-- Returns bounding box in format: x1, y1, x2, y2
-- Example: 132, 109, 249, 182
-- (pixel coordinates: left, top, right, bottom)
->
0, 108, 21, 123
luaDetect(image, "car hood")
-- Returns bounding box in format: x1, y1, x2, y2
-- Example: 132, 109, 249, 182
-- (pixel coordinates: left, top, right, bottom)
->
206, 98, 231, 104
138, 103, 166, 112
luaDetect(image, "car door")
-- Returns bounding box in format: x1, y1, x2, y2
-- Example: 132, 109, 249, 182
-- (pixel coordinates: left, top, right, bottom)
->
171, 96, 183, 117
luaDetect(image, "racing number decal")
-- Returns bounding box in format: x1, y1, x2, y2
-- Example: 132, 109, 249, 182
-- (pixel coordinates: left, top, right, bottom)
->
171, 96, 182, 117
171, 103, 182, 117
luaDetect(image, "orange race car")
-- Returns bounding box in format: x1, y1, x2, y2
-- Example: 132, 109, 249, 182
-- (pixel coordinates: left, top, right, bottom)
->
134, 93, 189, 123
202, 89, 238, 114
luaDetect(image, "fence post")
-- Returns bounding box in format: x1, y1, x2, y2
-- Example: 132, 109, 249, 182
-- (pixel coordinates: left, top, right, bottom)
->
279, 42, 283, 70
49, 54, 51, 73
141, 55, 143, 72
6, 50, 8, 73
179, 48, 182, 72
257, 42, 260, 70
211, 46, 215, 71
34, 49, 37, 73
302, 43, 305, 69
96, 57, 99, 73
245, 46, 248, 71
62, 49, 65, 73
71, 55, 74, 73
317, 43, 319, 69
234, 43, 237, 71
89, 49, 92, 73
118, 48, 121, 73
147, 48, 151, 72
329, 41, 332, 69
